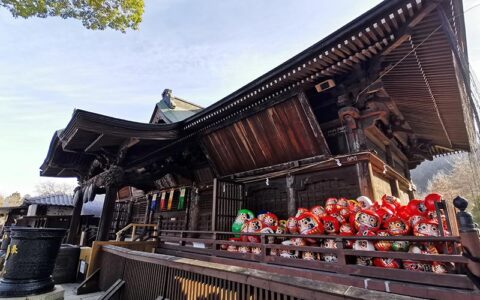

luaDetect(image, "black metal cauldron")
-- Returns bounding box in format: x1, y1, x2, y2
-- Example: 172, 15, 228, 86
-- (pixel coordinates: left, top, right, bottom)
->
53, 244, 80, 284
0, 227, 66, 297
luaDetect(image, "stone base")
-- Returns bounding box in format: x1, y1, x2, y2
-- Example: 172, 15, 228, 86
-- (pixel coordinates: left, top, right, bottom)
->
0, 286, 64, 299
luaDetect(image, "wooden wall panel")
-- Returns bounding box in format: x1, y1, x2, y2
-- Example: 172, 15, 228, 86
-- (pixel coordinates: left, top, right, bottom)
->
202, 93, 330, 176
371, 172, 393, 202
296, 166, 361, 209
245, 179, 288, 219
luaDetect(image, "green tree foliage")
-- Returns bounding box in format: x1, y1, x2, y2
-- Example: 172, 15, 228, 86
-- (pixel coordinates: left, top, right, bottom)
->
0, 0, 144, 32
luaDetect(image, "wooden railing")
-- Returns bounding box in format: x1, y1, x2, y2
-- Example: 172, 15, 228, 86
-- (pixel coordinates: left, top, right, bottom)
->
95, 245, 417, 300
88, 240, 157, 277
115, 223, 157, 241
157, 230, 475, 293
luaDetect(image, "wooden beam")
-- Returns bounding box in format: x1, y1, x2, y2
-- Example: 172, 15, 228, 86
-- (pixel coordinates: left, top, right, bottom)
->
382, 1, 440, 57
84, 134, 104, 152
297, 92, 331, 155
225, 155, 326, 181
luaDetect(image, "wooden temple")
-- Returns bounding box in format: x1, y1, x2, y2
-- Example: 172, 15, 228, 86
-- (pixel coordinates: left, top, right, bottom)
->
40, 0, 480, 299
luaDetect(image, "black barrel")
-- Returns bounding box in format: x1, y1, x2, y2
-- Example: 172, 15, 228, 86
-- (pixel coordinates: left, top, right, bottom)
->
0, 227, 66, 297
53, 244, 80, 284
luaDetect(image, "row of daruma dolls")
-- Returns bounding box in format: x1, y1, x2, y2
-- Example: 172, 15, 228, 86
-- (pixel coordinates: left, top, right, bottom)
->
224, 193, 453, 273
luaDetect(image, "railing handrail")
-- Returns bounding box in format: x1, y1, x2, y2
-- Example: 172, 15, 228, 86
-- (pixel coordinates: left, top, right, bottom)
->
116, 223, 157, 241
158, 229, 461, 242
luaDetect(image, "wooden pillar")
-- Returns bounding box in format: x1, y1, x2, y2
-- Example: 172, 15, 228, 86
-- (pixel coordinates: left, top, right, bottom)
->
286, 175, 296, 216
144, 195, 152, 224
357, 161, 374, 200
339, 107, 366, 153
188, 185, 200, 238
404, 167, 415, 200
66, 187, 84, 244
390, 179, 400, 198
212, 178, 218, 231
96, 184, 118, 241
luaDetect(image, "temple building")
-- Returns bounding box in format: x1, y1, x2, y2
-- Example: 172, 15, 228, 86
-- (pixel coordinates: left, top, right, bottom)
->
39, 0, 480, 299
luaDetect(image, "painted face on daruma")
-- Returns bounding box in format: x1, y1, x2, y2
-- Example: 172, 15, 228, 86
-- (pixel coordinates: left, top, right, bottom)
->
247, 219, 263, 233
339, 223, 354, 235
276, 226, 286, 234
337, 198, 348, 208
297, 213, 323, 235
325, 198, 338, 214
310, 206, 326, 217
387, 219, 409, 236
287, 217, 298, 232
414, 220, 439, 237
322, 216, 339, 234
323, 239, 337, 249
235, 212, 253, 224
262, 213, 278, 226
354, 211, 379, 231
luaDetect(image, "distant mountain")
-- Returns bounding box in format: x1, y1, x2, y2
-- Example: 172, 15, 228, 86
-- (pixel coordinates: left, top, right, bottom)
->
411, 155, 457, 194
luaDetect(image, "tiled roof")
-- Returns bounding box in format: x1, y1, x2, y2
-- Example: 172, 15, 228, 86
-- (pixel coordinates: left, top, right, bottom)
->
24, 194, 73, 207
81, 194, 104, 217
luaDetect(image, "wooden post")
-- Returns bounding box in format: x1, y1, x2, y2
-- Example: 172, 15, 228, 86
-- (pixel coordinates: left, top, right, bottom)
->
404, 167, 415, 200
339, 107, 366, 153
286, 175, 296, 216
188, 186, 200, 238
212, 178, 218, 232
454, 196, 480, 277
96, 184, 119, 241
357, 161, 374, 200
145, 195, 152, 224
66, 187, 84, 244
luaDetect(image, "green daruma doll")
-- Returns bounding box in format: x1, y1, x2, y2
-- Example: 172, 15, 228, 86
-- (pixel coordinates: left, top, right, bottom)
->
232, 209, 255, 235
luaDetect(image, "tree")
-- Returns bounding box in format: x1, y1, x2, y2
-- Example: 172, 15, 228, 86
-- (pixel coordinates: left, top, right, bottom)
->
0, 0, 144, 32
426, 154, 480, 222
2, 192, 22, 207
35, 181, 75, 196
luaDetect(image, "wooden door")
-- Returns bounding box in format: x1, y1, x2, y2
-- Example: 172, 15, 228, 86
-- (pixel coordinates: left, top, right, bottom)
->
212, 179, 244, 232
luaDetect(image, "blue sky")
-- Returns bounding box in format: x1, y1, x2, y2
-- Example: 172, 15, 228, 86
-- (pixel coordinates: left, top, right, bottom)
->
0, 0, 479, 196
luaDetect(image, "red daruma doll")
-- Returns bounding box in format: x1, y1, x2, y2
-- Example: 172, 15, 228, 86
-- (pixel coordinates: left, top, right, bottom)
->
241, 218, 263, 243
424, 193, 442, 211
322, 215, 340, 234
381, 194, 401, 209
297, 212, 324, 244
354, 230, 376, 266
261, 212, 278, 227
339, 223, 354, 249
310, 205, 326, 218
286, 217, 298, 234
353, 209, 381, 232
325, 198, 338, 214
